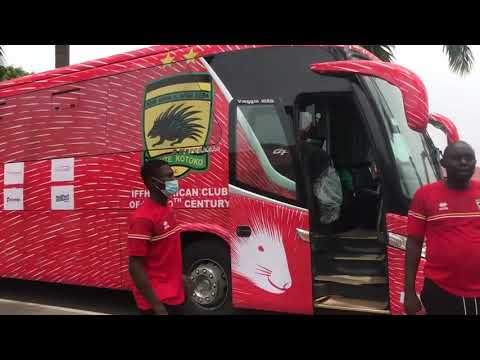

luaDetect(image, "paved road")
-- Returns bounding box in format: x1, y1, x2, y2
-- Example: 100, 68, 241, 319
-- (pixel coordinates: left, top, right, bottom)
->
0, 298, 108, 315
0, 278, 138, 315
0, 278, 364, 315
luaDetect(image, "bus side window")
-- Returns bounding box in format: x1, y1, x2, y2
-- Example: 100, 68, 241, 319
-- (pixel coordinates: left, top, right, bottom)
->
230, 103, 297, 203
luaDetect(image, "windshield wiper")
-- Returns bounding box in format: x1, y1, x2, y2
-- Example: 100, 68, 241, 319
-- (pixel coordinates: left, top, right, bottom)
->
424, 134, 442, 179
409, 155, 423, 186
421, 150, 431, 183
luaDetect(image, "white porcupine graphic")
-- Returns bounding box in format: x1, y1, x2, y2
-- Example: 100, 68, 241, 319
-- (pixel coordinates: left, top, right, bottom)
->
231, 214, 292, 294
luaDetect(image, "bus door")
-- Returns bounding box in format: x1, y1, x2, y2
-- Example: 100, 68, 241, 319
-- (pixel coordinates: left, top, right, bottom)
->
295, 85, 392, 314
309, 59, 436, 315
228, 98, 313, 315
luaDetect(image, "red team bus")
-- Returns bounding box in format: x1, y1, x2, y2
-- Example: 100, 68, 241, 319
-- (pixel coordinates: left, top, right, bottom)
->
0, 45, 459, 314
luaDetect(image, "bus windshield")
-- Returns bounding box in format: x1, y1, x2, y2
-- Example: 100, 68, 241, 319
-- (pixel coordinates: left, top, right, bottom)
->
366, 77, 437, 199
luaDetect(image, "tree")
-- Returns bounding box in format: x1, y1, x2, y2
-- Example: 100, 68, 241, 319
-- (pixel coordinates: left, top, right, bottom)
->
0, 65, 31, 81
0, 46, 32, 81
362, 45, 474, 76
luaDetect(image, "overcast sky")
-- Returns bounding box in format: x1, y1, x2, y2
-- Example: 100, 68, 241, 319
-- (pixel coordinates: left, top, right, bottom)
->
2, 45, 479, 153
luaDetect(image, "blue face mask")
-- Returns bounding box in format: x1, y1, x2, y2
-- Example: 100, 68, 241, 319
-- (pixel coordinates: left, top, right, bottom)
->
160, 179, 179, 197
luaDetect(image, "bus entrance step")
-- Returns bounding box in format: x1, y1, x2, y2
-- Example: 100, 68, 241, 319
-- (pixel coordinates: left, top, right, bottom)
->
333, 253, 385, 261
313, 281, 388, 302
330, 262, 385, 276
315, 275, 388, 286
335, 227, 378, 240
314, 295, 390, 315
339, 244, 384, 255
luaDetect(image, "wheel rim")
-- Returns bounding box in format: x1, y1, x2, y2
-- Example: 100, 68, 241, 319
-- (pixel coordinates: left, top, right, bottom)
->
188, 258, 228, 310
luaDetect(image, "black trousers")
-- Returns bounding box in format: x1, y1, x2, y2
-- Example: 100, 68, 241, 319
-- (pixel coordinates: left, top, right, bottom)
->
421, 278, 480, 315
138, 304, 182, 315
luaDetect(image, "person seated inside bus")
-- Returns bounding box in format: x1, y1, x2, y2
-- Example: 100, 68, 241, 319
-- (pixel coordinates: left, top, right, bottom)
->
297, 114, 344, 227
333, 158, 380, 232
303, 140, 344, 274
353, 159, 381, 229
310, 143, 343, 226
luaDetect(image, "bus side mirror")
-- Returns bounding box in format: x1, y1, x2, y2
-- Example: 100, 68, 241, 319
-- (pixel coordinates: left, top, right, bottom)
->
429, 113, 460, 144
310, 60, 429, 133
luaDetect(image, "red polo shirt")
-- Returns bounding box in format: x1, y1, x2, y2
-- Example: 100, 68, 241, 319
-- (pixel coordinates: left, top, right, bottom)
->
127, 198, 185, 310
408, 180, 480, 297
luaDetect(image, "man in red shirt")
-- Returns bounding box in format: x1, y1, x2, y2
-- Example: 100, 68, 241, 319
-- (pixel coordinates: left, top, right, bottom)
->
128, 159, 185, 315
405, 141, 480, 315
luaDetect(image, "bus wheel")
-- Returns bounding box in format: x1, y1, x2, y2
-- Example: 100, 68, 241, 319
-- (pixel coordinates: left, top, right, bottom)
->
181, 239, 235, 315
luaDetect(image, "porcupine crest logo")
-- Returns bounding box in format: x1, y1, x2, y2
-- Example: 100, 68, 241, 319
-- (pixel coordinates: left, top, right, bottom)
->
142, 73, 213, 178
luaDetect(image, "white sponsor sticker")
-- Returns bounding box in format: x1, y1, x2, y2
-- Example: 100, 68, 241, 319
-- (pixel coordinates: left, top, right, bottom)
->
51, 158, 74, 182
3, 188, 24, 210
4, 162, 24, 185
51, 185, 74, 210
400, 291, 405, 304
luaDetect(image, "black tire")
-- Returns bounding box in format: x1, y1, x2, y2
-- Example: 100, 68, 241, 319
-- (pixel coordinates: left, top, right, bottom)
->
181, 238, 236, 315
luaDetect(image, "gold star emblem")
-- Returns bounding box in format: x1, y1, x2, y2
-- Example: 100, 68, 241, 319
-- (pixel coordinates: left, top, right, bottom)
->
183, 49, 197, 63
161, 53, 175, 67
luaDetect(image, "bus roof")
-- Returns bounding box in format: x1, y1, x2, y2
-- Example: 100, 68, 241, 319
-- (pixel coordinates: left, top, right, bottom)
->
0, 45, 378, 98
0, 45, 188, 94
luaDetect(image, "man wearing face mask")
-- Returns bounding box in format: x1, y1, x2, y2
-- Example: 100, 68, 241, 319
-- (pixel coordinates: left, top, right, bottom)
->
128, 159, 185, 315
405, 141, 480, 315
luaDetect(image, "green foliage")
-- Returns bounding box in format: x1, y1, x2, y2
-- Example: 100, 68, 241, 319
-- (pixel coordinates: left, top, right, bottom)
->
362, 45, 474, 76
361, 45, 396, 62
0, 65, 32, 81
442, 45, 474, 76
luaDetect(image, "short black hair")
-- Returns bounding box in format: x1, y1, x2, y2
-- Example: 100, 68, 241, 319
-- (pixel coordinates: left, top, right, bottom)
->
141, 159, 170, 183
443, 140, 474, 160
